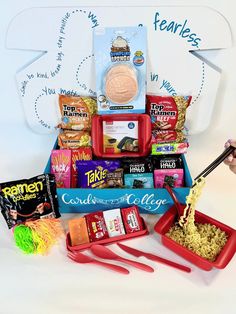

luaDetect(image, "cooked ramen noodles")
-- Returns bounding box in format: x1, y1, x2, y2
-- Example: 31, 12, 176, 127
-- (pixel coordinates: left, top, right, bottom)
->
166, 177, 228, 261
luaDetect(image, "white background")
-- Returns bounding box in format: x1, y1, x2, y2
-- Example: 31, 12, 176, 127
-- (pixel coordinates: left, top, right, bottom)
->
0, 1, 236, 314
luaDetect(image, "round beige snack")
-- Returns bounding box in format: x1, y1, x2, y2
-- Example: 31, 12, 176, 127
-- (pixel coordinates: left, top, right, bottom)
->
105, 65, 138, 104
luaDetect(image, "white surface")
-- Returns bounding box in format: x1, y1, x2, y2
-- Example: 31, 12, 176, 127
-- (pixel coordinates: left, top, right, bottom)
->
0, 1, 236, 314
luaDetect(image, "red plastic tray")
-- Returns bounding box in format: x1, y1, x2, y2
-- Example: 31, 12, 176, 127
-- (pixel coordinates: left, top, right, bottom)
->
154, 204, 236, 271
91, 114, 152, 158
66, 217, 149, 252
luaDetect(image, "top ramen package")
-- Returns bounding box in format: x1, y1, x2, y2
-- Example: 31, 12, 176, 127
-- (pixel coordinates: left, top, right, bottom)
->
146, 95, 192, 130
0, 174, 60, 229
58, 95, 97, 130
94, 26, 147, 114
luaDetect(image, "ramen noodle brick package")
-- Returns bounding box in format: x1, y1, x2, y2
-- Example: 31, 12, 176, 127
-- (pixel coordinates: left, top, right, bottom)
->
122, 158, 154, 189
146, 95, 192, 130
94, 26, 147, 114
71, 148, 92, 188
85, 211, 109, 242
50, 149, 71, 188
121, 206, 144, 234
58, 95, 97, 130
0, 174, 60, 229
103, 208, 126, 237
58, 130, 91, 149
76, 160, 121, 188
153, 155, 184, 188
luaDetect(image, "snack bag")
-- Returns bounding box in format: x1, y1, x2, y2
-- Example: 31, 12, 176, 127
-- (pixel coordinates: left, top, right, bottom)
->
71, 148, 92, 188
50, 150, 71, 188
0, 174, 60, 229
146, 95, 192, 130
58, 130, 91, 149
58, 95, 97, 130
94, 26, 147, 114
153, 155, 184, 188
122, 158, 154, 188
76, 160, 121, 188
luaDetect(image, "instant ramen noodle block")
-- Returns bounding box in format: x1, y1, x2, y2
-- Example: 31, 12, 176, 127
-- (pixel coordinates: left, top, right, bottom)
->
58, 130, 91, 149
146, 95, 192, 130
0, 174, 60, 229
50, 149, 71, 188
58, 95, 97, 130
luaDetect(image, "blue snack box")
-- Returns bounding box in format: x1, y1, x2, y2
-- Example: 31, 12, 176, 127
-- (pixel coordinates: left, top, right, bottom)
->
45, 142, 192, 214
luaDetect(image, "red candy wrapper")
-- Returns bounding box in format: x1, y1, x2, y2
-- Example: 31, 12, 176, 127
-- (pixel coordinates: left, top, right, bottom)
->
121, 206, 143, 234
71, 148, 92, 188
85, 211, 109, 242
146, 95, 191, 130
151, 130, 186, 144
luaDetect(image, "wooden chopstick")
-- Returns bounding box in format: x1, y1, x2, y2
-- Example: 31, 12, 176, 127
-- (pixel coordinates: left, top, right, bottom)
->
194, 145, 235, 181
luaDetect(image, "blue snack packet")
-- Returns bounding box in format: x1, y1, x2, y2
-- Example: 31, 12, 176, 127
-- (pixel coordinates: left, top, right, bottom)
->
76, 160, 121, 188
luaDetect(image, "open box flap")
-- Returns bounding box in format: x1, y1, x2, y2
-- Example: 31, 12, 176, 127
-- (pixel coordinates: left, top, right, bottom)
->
6, 6, 232, 134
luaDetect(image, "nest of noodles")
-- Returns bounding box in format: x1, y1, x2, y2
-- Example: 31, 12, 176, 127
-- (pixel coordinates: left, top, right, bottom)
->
166, 223, 228, 262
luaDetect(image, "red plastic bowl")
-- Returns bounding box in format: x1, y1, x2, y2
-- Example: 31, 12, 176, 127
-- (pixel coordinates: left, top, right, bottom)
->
154, 204, 236, 271
92, 114, 151, 158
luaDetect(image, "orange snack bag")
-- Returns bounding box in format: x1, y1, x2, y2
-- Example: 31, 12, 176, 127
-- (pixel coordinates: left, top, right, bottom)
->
59, 95, 97, 130
68, 217, 90, 246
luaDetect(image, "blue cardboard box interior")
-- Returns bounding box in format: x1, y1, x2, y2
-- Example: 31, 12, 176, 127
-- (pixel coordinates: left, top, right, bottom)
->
45, 147, 192, 214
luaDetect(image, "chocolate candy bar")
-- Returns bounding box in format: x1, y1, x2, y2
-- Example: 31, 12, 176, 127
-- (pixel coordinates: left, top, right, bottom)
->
0, 174, 60, 229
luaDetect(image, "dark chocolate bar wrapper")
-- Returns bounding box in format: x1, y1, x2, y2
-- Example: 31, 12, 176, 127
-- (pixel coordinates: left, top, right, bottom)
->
0, 174, 60, 229
152, 155, 183, 170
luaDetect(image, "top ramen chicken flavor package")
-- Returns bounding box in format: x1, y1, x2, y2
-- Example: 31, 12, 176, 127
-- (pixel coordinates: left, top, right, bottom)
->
0, 174, 60, 229
58, 95, 97, 130
94, 26, 147, 114
146, 95, 192, 130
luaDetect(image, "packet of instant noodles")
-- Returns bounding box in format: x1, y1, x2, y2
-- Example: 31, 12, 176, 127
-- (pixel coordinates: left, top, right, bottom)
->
146, 95, 191, 130
58, 95, 97, 130
0, 174, 60, 229
58, 130, 91, 149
